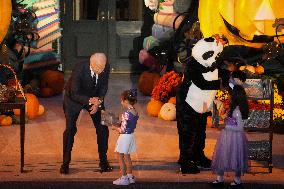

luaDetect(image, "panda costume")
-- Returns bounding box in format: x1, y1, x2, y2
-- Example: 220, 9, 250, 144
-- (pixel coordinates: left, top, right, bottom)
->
176, 37, 225, 174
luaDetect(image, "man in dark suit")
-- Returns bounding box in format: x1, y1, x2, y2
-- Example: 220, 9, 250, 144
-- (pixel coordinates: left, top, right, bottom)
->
60, 53, 112, 174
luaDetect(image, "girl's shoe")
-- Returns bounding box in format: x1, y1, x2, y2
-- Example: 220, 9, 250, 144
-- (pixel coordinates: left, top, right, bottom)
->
211, 180, 224, 187
113, 176, 130, 185
128, 175, 135, 184
229, 180, 242, 188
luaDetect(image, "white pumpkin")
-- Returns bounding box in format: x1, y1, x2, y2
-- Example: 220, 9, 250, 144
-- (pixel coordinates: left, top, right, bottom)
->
159, 103, 176, 121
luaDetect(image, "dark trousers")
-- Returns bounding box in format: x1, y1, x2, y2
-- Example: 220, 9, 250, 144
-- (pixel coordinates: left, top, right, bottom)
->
177, 101, 208, 164
62, 95, 109, 166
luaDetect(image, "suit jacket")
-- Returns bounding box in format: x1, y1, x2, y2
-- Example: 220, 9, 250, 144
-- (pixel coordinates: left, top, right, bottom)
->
64, 60, 110, 108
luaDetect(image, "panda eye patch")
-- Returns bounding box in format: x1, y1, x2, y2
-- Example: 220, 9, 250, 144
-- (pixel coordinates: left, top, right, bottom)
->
202, 51, 214, 60
204, 37, 215, 42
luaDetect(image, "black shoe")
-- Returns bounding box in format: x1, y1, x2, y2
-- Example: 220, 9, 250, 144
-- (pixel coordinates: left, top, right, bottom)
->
211, 180, 225, 187
196, 156, 212, 169
99, 161, 113, 172
180, 162, 200, 174
60, 164, 69, 174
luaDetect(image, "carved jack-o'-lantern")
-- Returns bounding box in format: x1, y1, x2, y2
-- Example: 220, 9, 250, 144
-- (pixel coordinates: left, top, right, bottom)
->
199, 0, 284, 48
0, 0, 12, 44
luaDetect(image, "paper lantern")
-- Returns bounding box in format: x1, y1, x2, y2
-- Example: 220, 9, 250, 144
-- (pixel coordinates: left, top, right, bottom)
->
0, 0, 12, 44
199, 0, 284, 48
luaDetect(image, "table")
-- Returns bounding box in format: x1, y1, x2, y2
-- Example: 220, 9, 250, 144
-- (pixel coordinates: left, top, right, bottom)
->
0, 97, 26, 172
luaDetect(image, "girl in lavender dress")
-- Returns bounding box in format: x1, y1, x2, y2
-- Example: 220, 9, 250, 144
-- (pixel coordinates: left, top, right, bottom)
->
112, 89, 139, 186
211, 85, 249, 187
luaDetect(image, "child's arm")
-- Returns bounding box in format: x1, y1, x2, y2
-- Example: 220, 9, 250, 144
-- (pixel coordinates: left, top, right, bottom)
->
111, 112, 128, 133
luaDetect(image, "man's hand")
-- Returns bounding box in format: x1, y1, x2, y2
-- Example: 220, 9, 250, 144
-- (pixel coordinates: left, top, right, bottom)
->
89, 97, 100, 106
89, 104, 98, 115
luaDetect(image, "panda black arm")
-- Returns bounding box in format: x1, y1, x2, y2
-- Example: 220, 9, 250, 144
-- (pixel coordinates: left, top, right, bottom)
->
190, 70, 221, 90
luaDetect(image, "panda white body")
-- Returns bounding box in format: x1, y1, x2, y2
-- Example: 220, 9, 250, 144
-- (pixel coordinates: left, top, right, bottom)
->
185, 69, 218, 113
185, 37, 224, 114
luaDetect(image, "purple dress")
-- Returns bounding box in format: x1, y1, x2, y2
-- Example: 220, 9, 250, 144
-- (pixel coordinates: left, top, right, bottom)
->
211, 106, 249, 174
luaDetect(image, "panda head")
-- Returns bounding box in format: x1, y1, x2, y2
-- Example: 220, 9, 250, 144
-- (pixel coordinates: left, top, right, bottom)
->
191, 37, 224, 67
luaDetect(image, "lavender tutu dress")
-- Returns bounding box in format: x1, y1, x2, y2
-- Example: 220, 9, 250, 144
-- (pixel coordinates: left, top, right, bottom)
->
211, 106, 249, 174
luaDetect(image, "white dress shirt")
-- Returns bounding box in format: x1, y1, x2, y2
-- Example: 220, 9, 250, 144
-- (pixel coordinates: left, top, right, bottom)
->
90, 66, 98, 84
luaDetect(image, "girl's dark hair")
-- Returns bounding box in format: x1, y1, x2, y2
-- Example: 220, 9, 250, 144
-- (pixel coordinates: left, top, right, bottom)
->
121, 89, 137, 105
229, 85, 249, 119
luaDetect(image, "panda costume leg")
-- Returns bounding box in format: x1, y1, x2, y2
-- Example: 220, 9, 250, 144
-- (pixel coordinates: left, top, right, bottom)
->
176, 36, 226, 174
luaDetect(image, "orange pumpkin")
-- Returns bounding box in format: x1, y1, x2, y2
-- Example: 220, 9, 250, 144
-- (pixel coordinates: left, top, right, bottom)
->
23, 93, 40, 119
41, 87, 56, 98
138, 71, 161, 96
255, 65, 265, 75
13, 108, 20, 116
168, 97, 176, 105
38, 104, 45, 116
245, 65, 256, 74
0, 115, 13, 126
146, 99, 164, 117
40, 70, 64, 96
239, 66, 246, 71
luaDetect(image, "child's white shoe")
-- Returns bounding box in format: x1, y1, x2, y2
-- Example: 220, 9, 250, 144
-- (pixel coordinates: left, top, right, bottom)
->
128, 175, 135, 184
113, 176, 130, 185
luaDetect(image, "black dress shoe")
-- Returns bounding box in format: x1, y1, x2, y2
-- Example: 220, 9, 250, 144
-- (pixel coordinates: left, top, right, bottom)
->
211, 180, 225, 187
60, 164, 69, 174
99, 162, 113, 172
196, 156, 212, 169
180, 162, 200, 174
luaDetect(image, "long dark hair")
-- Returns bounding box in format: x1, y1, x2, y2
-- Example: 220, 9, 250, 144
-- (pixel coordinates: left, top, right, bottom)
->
228, 85, 249, 119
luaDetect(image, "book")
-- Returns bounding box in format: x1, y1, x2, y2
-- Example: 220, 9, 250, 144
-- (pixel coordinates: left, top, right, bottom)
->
30, 43, 53, 53
35, 6, 56, 17
33, 0, 56, 10
23, 59, 60, 70
32, 29, 62, 49
37, 22, 60, 39
35, 12, 59, 29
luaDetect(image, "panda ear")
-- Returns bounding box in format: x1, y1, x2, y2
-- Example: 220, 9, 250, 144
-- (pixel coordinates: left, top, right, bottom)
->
204, 37, 215, 42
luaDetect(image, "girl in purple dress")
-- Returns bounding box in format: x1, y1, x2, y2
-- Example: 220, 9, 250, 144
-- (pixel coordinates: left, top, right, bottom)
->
211, 85, 249, 187
112, 89, 139, 186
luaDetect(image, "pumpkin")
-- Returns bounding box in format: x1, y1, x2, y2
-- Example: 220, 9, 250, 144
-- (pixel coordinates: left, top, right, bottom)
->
0, 115, 13, 126
207, 116, 212, 127
25, 93, 40, 119
13, 108, 20, 116
255, 65, 265, 74
245, 65, 256, 74
239, 66, 246, 71
41, 87, 56, 98
40, 70, 64, 96
159, 103, 176, 121
199, 0, 284, 48
0, 0, 12, 44
168, 96, 176, 105
38, 104, 45, 116
146, 99, 164, 117
138, 71, 161, 96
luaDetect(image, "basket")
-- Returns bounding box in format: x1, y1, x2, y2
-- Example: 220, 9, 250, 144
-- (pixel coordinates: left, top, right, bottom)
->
0, 64, 25, 103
